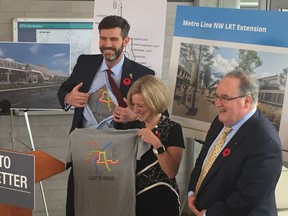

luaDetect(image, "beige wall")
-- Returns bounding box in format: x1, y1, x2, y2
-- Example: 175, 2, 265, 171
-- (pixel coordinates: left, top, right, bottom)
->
0, 0, 94, 41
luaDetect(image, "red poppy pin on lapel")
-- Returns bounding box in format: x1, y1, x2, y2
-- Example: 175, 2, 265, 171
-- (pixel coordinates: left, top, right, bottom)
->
122, 78, 131, 86
122, 73, 132, 86
222, 148, 231, 157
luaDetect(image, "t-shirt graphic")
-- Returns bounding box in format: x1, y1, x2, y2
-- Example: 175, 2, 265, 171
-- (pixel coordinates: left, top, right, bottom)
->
70, 128, 138, 216
88, 85, 116, 124
83, 76, 118, 128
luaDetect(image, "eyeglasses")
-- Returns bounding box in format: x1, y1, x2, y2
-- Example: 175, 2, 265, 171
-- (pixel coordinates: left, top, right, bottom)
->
215, 94, 249, 104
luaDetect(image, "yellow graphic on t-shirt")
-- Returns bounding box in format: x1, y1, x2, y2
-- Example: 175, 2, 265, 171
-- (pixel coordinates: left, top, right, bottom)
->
84, 140, 119, 172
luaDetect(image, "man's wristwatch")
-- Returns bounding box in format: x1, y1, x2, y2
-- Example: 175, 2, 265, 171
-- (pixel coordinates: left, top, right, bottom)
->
153, 146, 166, 155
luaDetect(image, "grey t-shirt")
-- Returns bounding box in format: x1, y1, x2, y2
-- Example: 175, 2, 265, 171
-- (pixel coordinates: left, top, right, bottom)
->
69, 128, 139, 216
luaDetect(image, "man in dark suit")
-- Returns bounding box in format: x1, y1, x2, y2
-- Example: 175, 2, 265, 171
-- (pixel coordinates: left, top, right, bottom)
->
188, 70, 282, 216
57, 15, 154, 215
58, 15, 154, 132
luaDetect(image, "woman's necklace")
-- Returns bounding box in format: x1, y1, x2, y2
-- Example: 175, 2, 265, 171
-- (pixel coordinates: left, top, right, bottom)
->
153, 114, 164, 138
145, 113, 161, 130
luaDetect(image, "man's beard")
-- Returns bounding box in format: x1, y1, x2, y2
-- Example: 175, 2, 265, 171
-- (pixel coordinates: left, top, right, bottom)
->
100, 45, 124, 62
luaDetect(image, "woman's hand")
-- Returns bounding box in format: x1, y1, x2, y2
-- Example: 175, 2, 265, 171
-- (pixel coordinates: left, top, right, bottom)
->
138, 128, 183, 179
137, 128, 162, 148
113, 99, 138, 123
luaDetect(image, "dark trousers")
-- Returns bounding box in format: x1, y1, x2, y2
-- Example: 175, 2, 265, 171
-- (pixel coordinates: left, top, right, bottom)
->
66, 167, 75, 216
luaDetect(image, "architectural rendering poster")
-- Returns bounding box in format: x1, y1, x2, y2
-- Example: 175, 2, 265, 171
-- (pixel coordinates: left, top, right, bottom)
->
0, 42, 70, 110
13, 18, 93, 75
92, 0, 166, 77
168, 6, 288, 159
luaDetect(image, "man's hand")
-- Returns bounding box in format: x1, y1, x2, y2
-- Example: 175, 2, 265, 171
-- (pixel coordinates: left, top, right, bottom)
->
188, 194, 205, 216
113, 98, 137, 123
65, 82, 89, 108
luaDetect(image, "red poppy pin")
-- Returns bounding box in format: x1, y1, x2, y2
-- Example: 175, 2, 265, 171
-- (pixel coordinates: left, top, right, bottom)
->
155, 131, 161, 138
122, 77, 131, 86
222, 148, 231, 157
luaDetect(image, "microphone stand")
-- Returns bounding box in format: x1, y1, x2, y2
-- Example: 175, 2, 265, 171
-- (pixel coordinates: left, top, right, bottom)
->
10, 108, 15, 150
23, 109, 49, 216
10, 109, 50, 216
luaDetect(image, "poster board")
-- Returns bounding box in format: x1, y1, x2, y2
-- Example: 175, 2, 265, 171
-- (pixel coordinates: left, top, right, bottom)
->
92, 0, 167, 77
0, 41, 70, 110
13, 18, 93, 75
168, 6, 288, 160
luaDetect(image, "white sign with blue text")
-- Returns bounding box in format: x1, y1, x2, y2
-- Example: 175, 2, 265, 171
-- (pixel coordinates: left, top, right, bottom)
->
168, 6, 288, 158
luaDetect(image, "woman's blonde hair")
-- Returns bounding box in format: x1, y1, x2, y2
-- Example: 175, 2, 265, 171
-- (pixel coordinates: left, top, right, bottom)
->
126, 75, 170, 115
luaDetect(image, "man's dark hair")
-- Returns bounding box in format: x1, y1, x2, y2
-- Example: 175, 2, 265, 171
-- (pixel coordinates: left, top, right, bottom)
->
98, 15, 130, 39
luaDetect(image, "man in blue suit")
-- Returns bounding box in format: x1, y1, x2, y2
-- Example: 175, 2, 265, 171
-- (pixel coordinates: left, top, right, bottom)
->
58, 15, 154, 216
188, 70, 282, 216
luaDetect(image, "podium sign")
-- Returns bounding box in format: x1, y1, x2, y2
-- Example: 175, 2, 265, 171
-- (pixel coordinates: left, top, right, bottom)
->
0, 149, 34, 209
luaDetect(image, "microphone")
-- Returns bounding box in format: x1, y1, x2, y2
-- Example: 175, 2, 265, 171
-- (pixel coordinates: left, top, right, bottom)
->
0, 99, 11, 115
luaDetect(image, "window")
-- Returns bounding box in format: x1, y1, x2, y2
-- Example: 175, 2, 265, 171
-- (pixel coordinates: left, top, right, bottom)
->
240, 0, 259, 9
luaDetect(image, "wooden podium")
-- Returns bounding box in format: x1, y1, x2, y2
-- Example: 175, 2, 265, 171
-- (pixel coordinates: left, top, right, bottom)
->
0, 149, 65, 216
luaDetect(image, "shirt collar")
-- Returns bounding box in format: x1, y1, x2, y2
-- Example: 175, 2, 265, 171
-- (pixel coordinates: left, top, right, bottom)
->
231, 107, 257, 132
100, 55, 125, 77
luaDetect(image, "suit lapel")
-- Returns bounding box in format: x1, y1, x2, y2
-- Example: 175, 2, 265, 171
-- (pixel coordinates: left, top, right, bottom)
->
199, 111, 260, 193
82, 55, 103, 93
120, 57, 136, 97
